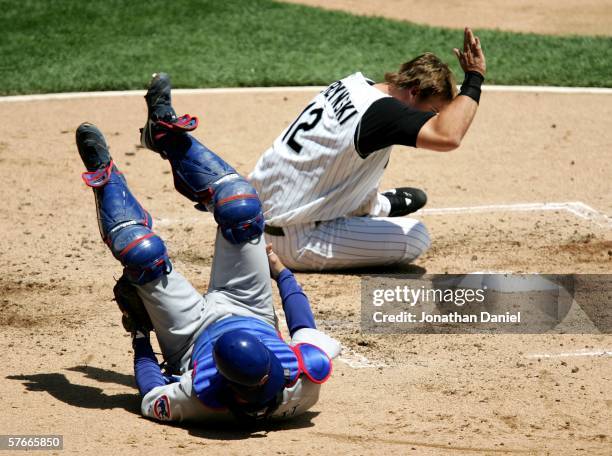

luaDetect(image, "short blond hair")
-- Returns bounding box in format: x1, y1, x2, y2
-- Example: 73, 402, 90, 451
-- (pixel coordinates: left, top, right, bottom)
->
384, 53, 457, 100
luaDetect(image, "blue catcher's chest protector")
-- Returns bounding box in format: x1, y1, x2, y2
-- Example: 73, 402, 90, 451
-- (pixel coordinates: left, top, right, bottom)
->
191, 317, 331, 409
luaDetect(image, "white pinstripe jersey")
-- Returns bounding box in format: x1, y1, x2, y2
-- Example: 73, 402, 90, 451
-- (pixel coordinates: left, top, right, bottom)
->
249, 72, 392, 226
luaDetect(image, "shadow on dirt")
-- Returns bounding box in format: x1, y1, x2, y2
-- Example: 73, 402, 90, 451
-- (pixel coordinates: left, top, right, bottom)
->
181, 411, 319, 440
7, 366, 319, 439
313, 263, 427, 277
66, 365, 135, 387
6, 371, 141, 414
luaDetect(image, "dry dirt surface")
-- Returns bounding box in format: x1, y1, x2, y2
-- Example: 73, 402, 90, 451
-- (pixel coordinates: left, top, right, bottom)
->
1, 88, 611, 455
282, 0, 612, 36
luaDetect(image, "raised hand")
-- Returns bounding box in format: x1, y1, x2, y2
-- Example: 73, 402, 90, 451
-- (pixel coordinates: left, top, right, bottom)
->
453, 27, 486, 76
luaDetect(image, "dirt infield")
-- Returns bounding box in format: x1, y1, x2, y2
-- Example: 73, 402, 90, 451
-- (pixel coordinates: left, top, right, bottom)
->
282, 0, 612, 36
0, 88, 611, 455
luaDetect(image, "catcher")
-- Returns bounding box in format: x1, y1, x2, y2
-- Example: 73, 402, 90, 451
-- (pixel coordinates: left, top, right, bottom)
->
76, 73, 340, 423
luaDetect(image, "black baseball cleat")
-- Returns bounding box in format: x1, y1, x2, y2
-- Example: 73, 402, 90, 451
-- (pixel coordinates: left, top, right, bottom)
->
382, 187, 428, 217
140, 72, 198, 154
76, 122, 112, 171
140, 72, 177, 153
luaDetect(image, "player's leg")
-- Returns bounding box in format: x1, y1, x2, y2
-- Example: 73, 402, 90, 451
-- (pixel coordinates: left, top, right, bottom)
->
378, 188, 428, 217
279, 216, 430, 271
354, 187, 428, 218
206, 232, 276, 326
265, 223, 312, 271
77, 123, 170, 284
140, 73, 274, 324
76, 123, 206, 371
141, 73, 264, 245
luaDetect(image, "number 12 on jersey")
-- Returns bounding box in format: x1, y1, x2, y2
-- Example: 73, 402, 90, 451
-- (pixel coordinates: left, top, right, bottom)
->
282, 102, 323, 153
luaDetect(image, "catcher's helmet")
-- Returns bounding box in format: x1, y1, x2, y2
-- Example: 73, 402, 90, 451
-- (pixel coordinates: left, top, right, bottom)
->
213, 330, 285, 407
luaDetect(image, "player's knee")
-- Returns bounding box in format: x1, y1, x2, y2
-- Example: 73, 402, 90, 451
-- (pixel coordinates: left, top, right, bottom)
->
109, 224, 172, 284
402, 221, 430, 261
213, 177, 264, 244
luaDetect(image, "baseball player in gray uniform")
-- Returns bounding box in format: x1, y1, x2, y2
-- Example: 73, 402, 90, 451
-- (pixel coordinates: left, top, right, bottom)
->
249, 28, 486, 271
75, 74, 340, 423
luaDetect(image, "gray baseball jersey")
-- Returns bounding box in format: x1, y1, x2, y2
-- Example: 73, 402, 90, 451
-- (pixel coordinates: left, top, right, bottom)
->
134, 231, 341, 422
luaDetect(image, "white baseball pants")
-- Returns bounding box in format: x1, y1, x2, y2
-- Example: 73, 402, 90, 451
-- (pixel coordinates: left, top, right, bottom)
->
267, 215, 430, 271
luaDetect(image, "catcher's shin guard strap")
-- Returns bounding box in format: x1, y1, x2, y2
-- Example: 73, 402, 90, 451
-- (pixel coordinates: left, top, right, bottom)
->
81, 160, 115, 187
157, 114, 199, 133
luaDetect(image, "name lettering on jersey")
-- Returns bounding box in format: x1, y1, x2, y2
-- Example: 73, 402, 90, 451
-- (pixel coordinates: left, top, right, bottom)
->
322, 81, 358, 125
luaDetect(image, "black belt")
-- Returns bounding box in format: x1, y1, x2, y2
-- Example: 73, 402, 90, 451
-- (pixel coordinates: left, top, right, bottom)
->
264, 225, 285, 236
264, 221, 322, 237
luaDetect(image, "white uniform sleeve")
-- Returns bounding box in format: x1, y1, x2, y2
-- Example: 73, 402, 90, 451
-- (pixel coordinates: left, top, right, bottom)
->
140, 370, 230, 422
290, 327, 341, 359
271, 378, 321, 419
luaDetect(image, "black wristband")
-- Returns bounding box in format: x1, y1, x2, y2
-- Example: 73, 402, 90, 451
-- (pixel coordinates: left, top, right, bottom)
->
459, 71, 484, 104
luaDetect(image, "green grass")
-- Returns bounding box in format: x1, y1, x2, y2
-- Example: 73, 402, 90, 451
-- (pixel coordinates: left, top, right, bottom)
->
1, 0, 611, 94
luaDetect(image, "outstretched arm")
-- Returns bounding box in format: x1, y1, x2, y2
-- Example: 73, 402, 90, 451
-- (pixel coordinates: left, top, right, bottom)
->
417, 27, 486, 152
266, 244, 316, 336
267, 245, 341, 359
132, 333, 166, 396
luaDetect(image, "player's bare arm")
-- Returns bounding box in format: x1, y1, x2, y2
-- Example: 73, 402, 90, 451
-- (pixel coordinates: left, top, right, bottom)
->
417, 27, 487, 151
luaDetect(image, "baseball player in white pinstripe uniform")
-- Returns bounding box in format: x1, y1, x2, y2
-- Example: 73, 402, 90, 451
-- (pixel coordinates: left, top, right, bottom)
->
250, 28, 486, 271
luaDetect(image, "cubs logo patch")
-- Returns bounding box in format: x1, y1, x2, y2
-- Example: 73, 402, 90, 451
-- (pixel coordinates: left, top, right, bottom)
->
153, 395, 171, 421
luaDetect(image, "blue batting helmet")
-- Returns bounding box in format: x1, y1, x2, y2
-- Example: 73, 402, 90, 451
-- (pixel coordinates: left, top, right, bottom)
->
213, 330, 285, 406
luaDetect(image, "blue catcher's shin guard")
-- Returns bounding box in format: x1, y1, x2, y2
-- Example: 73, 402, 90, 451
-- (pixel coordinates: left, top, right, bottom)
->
158, 134, 264, 244
82, 163, 172, 284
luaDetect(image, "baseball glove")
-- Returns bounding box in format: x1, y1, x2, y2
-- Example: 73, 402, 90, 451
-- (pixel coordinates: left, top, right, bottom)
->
113, 275, 154, 333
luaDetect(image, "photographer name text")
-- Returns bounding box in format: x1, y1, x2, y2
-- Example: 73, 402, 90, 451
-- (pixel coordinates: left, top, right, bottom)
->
372, 311, 521, 324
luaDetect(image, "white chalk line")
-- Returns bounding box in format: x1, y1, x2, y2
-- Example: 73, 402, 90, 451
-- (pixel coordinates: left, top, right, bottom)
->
525, 349, 612, 359
344, 348, 612, 368
338, 345, 387, 369
418, 201, 612, 229
482, 85, 612, 94
1, 84, 612, 103
156, 201, 612, 229
315, 319, 387, 368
